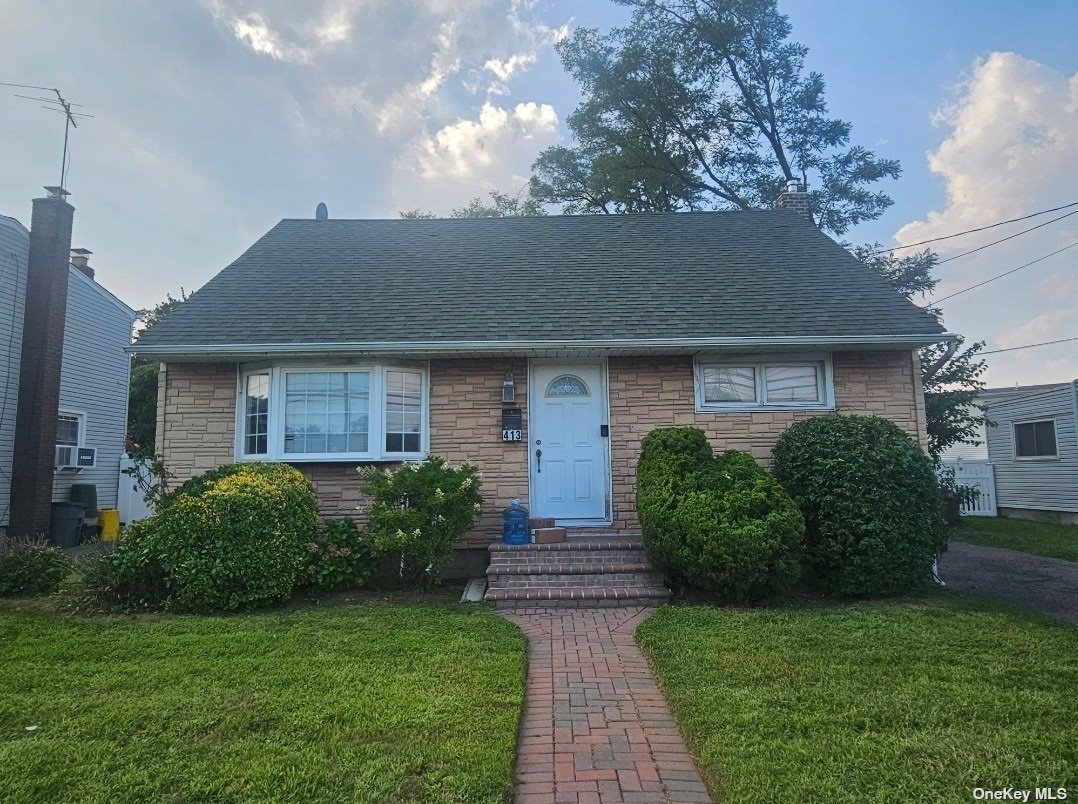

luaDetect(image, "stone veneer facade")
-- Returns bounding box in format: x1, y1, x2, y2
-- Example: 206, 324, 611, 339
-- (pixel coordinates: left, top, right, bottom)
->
156, 351, 925, 548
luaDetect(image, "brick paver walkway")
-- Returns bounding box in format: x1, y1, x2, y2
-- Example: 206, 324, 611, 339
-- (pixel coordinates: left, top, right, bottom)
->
503, 606, 711, 804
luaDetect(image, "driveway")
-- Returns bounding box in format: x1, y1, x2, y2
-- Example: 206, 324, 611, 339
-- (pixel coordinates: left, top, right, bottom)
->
938, 540, 1078, 625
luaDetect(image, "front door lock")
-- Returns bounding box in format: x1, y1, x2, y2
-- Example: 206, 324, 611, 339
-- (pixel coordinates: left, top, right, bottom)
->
535, 448, 542, 473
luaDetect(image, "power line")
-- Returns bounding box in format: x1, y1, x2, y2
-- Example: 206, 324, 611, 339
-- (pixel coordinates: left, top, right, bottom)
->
935, 208, 1078, 265
932, 242, 1078, 304
980, 337, 1078, 356
864, 200, 1078, 256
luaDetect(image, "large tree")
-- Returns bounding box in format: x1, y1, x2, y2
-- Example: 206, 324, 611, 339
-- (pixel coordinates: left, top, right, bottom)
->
530, 0, 899, 234
127, 291, 186, 455
854, 244, 991, 462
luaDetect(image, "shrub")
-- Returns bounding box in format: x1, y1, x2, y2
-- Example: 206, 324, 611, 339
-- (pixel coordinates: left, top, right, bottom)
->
71, 530, 167, 613
360, 457, 481, 588
772, 415, 946, 596
303, 518, 380, 591
0, 537, 73, 597
637, 427, 804, 600
82, 463, 317, 613
146, 463, 317, 612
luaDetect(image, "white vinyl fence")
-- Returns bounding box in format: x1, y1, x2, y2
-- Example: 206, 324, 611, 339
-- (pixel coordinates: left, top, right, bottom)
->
945, 460, 997, 517
117, 456, 155, 524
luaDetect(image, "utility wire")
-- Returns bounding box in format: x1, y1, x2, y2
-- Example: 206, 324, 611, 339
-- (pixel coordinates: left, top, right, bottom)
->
936, 208, 1078, 264
932, 242, 1078, 304
865, 201, 1078, 256
980, 337, 1078, 356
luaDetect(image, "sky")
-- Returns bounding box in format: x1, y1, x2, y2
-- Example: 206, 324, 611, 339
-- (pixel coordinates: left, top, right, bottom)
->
1, 0, 1075, 387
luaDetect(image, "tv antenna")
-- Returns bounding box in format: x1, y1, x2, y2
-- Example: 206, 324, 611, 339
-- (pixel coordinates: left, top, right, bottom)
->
1, 82, 93, 193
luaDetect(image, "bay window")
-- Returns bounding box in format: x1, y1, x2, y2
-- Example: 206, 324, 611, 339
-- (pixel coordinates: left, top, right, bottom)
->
695, 355, 833, 411
238, 364, 427, 461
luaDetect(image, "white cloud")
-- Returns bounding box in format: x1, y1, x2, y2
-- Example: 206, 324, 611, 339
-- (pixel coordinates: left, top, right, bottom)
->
897, 52, 1078, 245
896, 52, 1078, 386
485, 52, 537, 82
416, 101, 558, 180
996, 306, 1078, 349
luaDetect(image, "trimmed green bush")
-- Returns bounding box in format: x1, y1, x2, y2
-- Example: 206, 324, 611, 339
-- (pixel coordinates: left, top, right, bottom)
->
0, 538, 72, 597
83, 463, 317, 612
303, 518, 379, 591
772, 415, 946, 596
361, 457, 481, 588
637, 427, 804, 600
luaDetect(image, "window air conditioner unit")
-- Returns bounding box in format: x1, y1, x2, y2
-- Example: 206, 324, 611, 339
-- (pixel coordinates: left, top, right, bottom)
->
55, 446, 96, 470
55, 445, 77, 469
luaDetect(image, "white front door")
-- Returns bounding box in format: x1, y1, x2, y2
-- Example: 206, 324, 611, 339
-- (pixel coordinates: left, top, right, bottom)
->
529, 362, 609, 522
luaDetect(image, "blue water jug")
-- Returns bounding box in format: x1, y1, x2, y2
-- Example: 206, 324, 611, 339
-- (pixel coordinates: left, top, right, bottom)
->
502, 499, 529, 545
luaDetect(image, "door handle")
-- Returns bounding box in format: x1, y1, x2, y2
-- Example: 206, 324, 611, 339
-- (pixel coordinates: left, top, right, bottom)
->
535, 448, 542, 473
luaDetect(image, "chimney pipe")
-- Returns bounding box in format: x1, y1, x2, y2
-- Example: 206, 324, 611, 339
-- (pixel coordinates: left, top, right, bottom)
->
71, 247, 94, 280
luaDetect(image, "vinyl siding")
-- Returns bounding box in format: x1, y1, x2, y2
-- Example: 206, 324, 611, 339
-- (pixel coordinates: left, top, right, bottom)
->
937, 412, 988, 461
54, 268, 136, 509
0, 217, 28, 527
984, 384, 1078, 513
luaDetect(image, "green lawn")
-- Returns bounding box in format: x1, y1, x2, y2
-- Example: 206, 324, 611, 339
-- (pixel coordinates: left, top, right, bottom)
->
954, 516, 1078, 562
637, 596, 1077, 804
0, 597, 525, 804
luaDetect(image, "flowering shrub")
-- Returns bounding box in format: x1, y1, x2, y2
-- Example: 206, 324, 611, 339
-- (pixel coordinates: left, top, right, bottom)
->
360, 457, 482, 588
0, 537, 73, 597
304, 518, 379, 591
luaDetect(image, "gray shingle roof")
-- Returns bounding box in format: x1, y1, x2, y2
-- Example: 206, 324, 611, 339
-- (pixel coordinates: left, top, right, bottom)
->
135, 211, 946, 352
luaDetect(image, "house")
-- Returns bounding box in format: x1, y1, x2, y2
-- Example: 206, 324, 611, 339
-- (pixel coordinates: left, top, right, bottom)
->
982, 381, 1078, 524
938, 382, 1068, 462
0, 189, 136, 540
131, 184, 951, 576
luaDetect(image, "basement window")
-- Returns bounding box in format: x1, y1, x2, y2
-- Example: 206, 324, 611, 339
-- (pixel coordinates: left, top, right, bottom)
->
694, 355, 834, 411
1013, 419, 1057, 459
238, 364, 427, 462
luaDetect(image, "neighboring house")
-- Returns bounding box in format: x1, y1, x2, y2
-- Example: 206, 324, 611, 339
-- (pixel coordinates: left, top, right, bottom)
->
983, 381, 1078, 524
0, 201, 136, 539
132, 185, 951, 563
938, 382, 1069, 462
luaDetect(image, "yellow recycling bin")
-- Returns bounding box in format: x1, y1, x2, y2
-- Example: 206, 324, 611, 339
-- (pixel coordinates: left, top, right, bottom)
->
99, 509, 121, 541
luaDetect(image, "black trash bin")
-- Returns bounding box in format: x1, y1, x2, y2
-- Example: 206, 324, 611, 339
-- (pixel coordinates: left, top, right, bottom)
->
50, 502, 85, 548
70, 483, 99, 526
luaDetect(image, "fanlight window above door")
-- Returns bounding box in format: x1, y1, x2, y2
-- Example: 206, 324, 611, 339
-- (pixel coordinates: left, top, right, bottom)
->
546, 375, 590, 397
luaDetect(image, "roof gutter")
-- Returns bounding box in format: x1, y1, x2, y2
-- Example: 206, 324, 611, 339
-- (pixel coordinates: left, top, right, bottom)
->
129, 332, 958, 358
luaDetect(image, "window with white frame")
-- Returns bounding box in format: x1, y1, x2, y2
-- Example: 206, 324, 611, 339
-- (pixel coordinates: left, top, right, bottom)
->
1013, 419, 1057, 458
695, 357, 832, 410
56, 413, 83, 447
238, 364, 427, 461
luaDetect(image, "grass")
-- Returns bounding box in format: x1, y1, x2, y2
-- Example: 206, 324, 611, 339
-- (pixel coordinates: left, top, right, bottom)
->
637, 594, 1077, 804
0, 595, 525, 804
953, 517, 1078, 562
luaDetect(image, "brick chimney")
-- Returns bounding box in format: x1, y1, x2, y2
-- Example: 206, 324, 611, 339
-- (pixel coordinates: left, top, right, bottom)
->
775, 179, 813, 219
10, 187, 75, 539
71, 247, 94, 280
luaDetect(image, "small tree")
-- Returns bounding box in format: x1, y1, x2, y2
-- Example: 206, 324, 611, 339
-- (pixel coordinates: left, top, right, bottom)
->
853, 243, 991, 462
127, 291, 186, 454
400, 189, 545, 220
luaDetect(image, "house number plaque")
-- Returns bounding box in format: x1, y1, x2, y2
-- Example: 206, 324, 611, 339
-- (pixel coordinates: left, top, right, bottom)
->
501, 409, 522, 442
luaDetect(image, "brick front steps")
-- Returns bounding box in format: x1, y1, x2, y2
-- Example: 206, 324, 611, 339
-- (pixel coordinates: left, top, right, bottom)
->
485, 534, 671, 607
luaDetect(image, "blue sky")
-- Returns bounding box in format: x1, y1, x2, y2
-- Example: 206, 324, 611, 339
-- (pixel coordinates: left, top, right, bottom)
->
1, 0, 1075, 385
